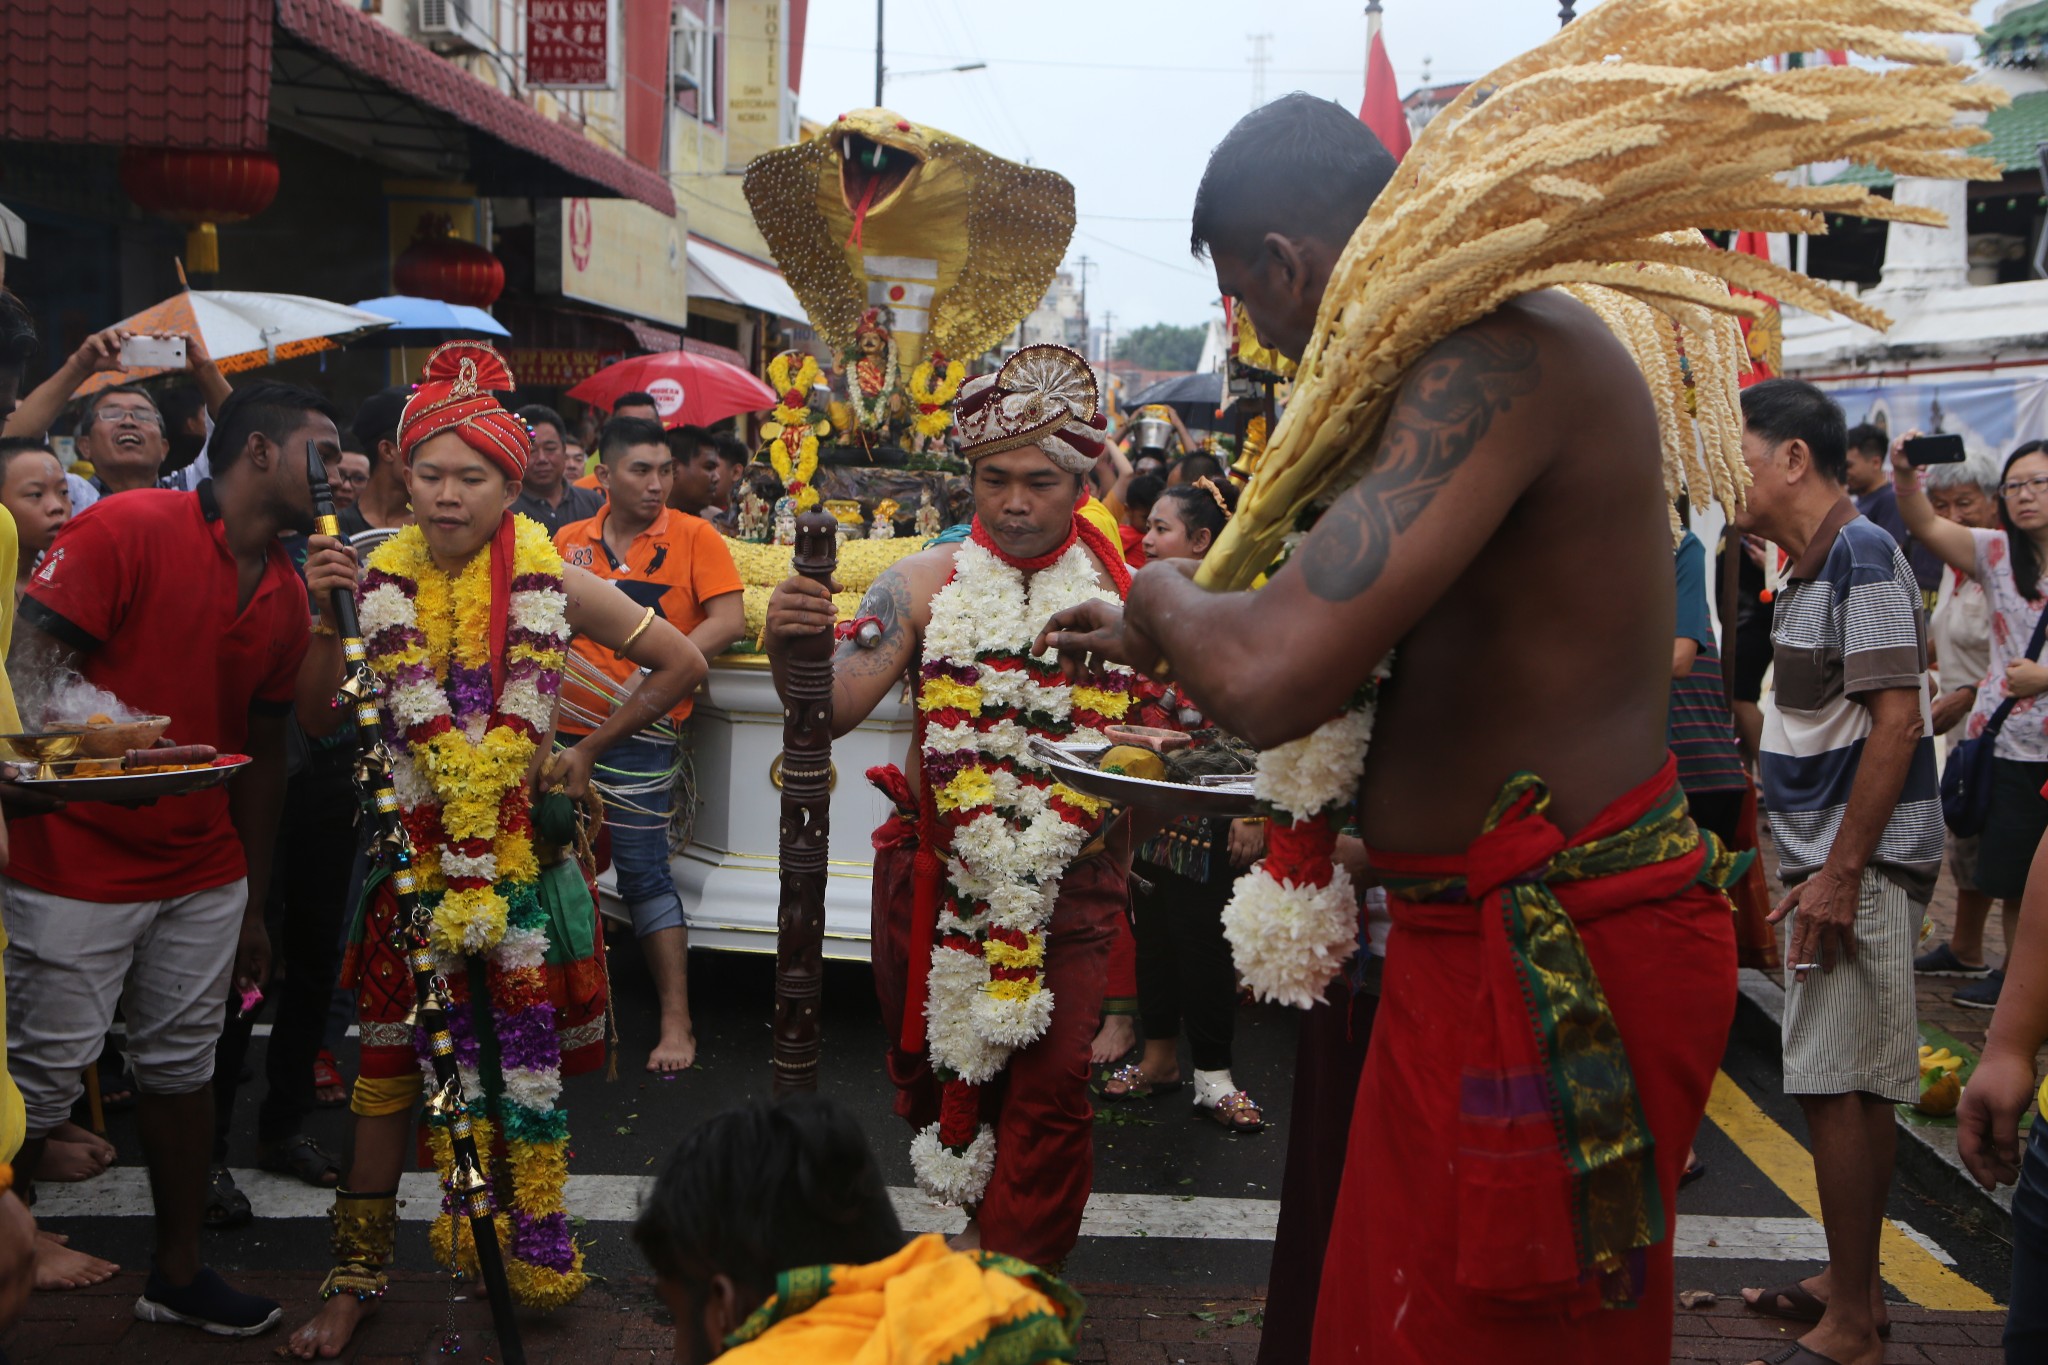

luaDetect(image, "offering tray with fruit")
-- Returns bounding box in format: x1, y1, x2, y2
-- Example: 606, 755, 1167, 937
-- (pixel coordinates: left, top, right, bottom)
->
1030, 725, 1260, 818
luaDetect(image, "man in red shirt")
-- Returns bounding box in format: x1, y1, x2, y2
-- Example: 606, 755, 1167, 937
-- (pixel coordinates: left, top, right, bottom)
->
1, 382, 346, 1338
556, 417, 745, 1070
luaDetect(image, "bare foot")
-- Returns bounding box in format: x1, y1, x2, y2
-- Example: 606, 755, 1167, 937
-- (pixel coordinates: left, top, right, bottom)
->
31, 1138, 112, 1183
33, 1230, 118, 1290
285, 1293, 371, 1360
50, 1121, 115, 1164
647, 1023, 697, 1072
947, 1218, 983, 1253
1089, 1013, 1136, 1066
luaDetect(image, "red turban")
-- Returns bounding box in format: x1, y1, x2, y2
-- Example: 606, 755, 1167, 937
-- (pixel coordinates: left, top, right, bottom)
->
397, 342, 530, 478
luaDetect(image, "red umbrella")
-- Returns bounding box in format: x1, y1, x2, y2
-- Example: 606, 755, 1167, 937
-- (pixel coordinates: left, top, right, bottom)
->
566, 350, 777, 429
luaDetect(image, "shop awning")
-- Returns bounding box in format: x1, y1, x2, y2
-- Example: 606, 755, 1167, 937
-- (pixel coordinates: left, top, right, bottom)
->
686, 237, 808, 323
272, 0, 674, 215
0, 1, 673, 216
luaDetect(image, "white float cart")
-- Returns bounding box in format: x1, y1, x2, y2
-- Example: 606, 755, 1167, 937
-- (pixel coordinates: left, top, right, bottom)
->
596, 655, 912, 960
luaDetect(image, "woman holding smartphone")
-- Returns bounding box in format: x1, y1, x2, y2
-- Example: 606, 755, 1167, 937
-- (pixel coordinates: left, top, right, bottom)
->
1892, 432, 2048, 1011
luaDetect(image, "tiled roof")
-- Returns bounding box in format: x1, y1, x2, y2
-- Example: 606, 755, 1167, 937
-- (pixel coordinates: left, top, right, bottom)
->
275, 0, 674, 216
0, 0, 271, 149
1829, 89, 2048, 189
1982, 2, 2048, 66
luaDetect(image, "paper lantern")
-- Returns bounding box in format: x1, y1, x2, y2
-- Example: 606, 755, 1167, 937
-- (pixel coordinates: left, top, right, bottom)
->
119, 148, 280, 274
393, 214, 505, 308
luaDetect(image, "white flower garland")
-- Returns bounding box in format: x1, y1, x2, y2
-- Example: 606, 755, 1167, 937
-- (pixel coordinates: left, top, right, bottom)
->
1221, 654, 1393, 1009
908, 535, 1129, 1206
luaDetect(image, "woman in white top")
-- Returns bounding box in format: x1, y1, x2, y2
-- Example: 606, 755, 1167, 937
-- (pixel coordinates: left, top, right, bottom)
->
1892, 434, 2048, 1011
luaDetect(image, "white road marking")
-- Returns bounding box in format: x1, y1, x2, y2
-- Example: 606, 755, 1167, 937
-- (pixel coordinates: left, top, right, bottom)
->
22, 1171, 1954, 1261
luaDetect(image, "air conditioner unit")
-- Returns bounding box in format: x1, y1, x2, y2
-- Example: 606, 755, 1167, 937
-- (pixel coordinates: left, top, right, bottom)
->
417, 0, 490, 52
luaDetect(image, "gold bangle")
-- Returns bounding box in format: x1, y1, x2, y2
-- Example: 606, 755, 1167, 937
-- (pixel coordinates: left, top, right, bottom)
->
614, 605, 657, 659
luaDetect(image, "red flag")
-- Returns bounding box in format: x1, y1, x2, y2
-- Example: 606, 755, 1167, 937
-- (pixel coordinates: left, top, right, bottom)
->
1359, 30, 1411, 162
1729, 230, 1782, 388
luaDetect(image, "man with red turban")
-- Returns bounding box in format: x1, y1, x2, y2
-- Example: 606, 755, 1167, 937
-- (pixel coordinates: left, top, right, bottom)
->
285, 343, 709, 1360
764, 344, 1133, 1267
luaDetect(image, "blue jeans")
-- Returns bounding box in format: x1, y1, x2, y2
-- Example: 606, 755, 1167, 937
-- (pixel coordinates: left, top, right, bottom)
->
580, 732, 684, 938
2011, 1116, 2048, 1362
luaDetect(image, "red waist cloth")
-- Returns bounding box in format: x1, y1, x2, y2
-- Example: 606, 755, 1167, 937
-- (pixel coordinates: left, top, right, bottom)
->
1312, 759, 1737, 1364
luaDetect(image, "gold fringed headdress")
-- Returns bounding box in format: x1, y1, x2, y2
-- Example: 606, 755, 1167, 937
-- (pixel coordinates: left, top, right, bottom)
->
1197, 0, 2006, 591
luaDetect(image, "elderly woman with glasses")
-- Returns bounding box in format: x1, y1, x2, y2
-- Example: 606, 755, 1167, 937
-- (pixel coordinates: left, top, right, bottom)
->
1893, 434, 2048, 1012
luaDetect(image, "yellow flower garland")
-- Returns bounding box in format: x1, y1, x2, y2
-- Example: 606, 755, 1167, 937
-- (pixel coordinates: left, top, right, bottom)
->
908, 356, 966, 439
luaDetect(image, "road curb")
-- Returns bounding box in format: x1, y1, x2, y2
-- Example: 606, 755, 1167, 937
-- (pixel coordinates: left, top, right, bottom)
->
1731, 968, 2015, 1219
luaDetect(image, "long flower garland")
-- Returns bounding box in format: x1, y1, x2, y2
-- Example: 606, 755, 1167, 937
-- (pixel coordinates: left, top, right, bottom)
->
765, 350, 827, 509
359, 515, 586, 1309
910, 531, 1132, 1205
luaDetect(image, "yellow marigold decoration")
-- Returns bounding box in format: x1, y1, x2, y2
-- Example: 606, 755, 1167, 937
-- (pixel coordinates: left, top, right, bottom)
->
1070, 685, 1132, 721
762, 349, 830, 511
908, 353, 967, 440
1199, 0, 2007, 591
935, 766, 997, 813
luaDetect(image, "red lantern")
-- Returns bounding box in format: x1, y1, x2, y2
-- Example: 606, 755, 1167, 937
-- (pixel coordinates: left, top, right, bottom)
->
118, 148, 280, 275
393, 214, 505, 308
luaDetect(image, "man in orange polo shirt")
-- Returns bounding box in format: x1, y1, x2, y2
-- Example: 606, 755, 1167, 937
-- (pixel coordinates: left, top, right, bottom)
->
556, 417, 746, 1070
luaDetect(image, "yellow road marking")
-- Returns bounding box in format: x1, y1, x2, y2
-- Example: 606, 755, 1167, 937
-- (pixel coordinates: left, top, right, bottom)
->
1704, 1071, 2000, 1311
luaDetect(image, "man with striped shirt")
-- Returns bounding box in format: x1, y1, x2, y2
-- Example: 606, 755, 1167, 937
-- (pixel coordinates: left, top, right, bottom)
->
1737, 379, 1941, 1365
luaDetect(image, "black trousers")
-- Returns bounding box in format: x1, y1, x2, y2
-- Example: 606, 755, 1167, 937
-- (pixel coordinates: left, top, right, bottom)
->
212, 749, 361, 1158
1132, 858, 1238, 1072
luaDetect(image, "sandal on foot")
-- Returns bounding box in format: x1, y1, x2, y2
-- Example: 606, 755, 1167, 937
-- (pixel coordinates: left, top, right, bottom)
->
312, 1050, 347, 1108
1094, 1063, 1183, 1102
1195, 1089, 1265, 1133
202, 1165, 252, 1229
1744, 1282, 1889, 1338
1749, 1347, 1846, 1365
1681, 1156, 1708, 1187
259, 1134, 342, 1188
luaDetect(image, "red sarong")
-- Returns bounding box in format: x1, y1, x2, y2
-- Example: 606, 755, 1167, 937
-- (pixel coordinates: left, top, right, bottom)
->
871, 812, 1126, 1268
1312, 759, 1737, 1364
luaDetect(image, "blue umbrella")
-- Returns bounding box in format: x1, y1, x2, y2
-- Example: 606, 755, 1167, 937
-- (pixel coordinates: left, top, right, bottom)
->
349, 295, 510, 346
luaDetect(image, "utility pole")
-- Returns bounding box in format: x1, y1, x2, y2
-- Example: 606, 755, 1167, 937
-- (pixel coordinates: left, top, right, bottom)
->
1248, 32, 1274, 108
1102, 309, 1117, 368
1073, 255, 1095, 350
874, 0, 885, 106
1366, 0, 1382, 45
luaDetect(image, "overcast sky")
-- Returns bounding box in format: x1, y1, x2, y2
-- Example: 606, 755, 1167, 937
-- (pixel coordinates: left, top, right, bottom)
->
795, 0, 2007, 339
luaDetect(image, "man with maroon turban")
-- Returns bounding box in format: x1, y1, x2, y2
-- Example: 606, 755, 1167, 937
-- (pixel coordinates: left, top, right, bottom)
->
285, 344, 707, 1360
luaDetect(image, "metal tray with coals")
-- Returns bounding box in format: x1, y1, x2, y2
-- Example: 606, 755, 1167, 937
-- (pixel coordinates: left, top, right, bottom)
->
1029, 738, 1262, 818
11, 755, 251, 803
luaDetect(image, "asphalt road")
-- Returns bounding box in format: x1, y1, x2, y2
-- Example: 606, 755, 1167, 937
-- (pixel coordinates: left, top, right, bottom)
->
35, 932, 2015, 1319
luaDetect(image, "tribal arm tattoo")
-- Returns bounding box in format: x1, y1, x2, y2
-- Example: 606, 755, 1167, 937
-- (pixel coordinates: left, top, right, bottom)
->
1295, 329, 1541, 603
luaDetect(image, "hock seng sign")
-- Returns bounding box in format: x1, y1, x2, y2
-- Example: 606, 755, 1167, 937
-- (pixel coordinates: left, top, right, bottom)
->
528, 0, 610, 88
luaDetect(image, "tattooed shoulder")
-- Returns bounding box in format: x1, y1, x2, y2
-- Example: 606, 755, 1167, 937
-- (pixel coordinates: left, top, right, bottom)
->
1295, 326, 1542, 603
831, 563, 916, 678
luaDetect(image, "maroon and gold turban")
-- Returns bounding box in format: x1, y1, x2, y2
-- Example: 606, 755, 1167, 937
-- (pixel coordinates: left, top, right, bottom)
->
397, 342, 530, 478
953, 344, 1107, 474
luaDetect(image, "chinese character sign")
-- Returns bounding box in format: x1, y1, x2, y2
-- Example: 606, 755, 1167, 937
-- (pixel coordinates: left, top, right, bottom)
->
528, 0, 610, 88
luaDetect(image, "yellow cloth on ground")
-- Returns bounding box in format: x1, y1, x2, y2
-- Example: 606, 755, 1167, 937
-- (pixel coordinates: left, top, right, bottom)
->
722, 1233, 1084, 1365
1077, 497, 1124, 563
0, 504, 26, 1163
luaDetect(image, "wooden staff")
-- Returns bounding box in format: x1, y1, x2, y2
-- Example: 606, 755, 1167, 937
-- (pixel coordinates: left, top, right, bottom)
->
773, 508, 840, 1094
305, 444, 527, 1365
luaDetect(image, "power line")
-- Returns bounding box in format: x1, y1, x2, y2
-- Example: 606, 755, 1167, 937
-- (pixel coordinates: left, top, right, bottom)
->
807, 40, 1367, 77
1073, 229, 1210, 278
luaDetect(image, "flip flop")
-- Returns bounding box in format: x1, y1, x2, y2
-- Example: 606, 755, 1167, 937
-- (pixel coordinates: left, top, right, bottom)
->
1681, 1157, 1708, 1187
1744, 1282, 1890, 1338
1749, 1346, 1846, 1365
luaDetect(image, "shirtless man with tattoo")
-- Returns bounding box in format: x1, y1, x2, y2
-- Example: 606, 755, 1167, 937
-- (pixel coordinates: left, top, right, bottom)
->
1039, 95, 1737, 1364
764, 344, 1134, 1270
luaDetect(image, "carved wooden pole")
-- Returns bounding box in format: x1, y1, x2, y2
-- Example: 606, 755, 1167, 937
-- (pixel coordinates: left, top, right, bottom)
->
773, 509, 839, 1094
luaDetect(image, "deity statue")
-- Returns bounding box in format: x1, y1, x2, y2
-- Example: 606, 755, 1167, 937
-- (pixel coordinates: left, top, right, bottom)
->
914, 488, 943, 540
